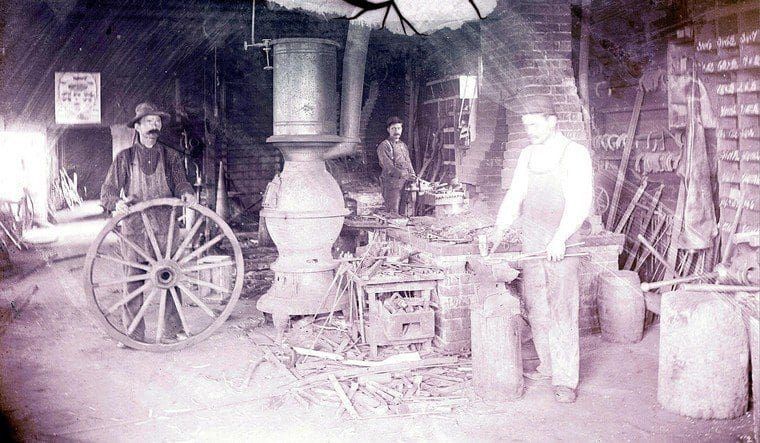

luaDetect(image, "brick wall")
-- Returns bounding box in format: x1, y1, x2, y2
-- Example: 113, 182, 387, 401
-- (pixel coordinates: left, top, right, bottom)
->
432, 272, 476, 353
475, 0, 587, 209
223, 124, 283, 205
226, 143, 282, 201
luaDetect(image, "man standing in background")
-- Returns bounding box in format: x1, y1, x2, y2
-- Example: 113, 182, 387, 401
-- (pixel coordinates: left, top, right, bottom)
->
377, 116, 416, 215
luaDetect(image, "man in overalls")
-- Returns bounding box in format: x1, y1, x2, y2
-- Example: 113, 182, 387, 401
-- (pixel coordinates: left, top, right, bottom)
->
492, 96, 593, 403
377, 116, 416, 215
100, 102, 197, 344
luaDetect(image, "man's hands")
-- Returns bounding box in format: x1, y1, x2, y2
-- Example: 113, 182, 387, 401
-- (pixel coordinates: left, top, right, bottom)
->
114, 200, 131, 217
546, 236, 566, 262
114, 195, 136, 217
113, 193, 197, 218
488, 228, 505, 255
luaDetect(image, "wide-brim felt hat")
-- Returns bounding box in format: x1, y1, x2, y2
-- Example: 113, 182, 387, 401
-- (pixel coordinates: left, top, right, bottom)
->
127, 102, 170, 128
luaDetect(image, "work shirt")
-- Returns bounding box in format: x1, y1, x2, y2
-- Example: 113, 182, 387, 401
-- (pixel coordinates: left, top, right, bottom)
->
377, 138, 415, 180
100, 141, 193, 212
495, 135, 593, 243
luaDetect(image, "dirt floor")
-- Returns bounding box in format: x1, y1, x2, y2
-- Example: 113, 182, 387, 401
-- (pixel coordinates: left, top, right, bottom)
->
0, 210, 755, 442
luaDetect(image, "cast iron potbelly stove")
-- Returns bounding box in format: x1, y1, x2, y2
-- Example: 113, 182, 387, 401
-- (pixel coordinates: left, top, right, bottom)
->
257, 30, 370, 333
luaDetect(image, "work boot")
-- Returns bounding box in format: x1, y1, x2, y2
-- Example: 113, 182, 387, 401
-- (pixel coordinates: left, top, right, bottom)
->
524, 370, 552, 381
553, 386, 577, 403
524, 364, 551, 381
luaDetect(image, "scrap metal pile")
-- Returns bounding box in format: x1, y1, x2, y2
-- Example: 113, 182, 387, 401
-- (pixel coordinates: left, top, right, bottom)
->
230, 240, 474, 418
280, 351, 472, 418
251, 315, 472, 418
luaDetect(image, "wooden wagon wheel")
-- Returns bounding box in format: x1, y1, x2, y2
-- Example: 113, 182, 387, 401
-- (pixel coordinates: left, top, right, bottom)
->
83, 198, 244, 352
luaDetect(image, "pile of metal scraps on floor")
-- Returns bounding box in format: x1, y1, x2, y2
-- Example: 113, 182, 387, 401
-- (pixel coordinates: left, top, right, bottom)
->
243, 315, 473, 418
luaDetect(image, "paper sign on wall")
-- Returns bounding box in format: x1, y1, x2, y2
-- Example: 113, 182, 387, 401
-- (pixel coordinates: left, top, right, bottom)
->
55, 72, 101, 124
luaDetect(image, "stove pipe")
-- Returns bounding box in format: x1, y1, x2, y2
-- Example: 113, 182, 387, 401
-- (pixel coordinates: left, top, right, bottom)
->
257, 25, 371, 327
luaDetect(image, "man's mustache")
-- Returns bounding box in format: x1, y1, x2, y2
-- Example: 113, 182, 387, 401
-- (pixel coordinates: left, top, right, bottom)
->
147, 129, 161, 135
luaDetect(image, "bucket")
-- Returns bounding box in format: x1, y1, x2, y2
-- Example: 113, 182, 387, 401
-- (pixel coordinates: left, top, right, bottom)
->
597, 270, 645, 343
197, 255, 234, 303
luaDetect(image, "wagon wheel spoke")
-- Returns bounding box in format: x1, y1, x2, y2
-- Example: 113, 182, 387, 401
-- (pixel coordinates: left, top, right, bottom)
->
155, 288, 168, 343
140, 212, 163, 260
183, 275, 232, 294
169, 286, 192, 337
181, 260, 235, 273
85, 198, 244, 351
176, 282, 217, 319
127, 288, 158, 335
178, 233, 225, 265
105, 282, 150, 315
171, 216, 205, 261
96, 253, 151, 272
113, 229, 156, 264
165, 206, 177, 260
92, 273, 149, 289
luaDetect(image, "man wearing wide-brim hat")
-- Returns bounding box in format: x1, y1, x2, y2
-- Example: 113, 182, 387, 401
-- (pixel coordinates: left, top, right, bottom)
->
100, 102, 198, 346
491, 95, 593, 404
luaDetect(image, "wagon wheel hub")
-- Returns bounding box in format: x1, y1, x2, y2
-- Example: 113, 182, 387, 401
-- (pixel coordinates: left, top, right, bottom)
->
152, 260, 182, 288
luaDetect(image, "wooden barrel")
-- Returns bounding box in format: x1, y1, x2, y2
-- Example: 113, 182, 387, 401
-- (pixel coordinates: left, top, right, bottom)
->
658, 290, 749, 419
470, 290, 523, 401
597, 270, 645, 343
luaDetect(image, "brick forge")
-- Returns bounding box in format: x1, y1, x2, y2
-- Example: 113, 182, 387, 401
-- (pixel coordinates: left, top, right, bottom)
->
433, 273, 476, 353
472, 0, 588, 208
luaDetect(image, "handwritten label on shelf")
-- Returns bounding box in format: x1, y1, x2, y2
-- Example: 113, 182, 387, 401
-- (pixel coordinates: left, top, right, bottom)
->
743, 54, 760, 68
702, 56, 760, 73
740, 28, 760, 45
720, 197, 759, 211
719, 150, 740, 161
742, 174, 760, 186
695, 28, 760, 52
721, 103, 760, 117
719, 127, 760, 139
717, 80, 760, 95
741, 103, 760, 115
721, 105, 738, 116
720, 222, 760, 235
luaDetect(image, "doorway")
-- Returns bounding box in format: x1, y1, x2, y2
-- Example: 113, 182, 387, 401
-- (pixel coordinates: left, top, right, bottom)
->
58, 127, 113, 201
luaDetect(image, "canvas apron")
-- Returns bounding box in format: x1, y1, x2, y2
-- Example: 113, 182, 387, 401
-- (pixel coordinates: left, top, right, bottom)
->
120, 147, 181, 339
520, 143, 581, 389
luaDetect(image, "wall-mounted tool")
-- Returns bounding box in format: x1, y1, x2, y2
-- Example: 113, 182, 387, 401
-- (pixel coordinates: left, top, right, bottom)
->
242, 0, 273, 70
